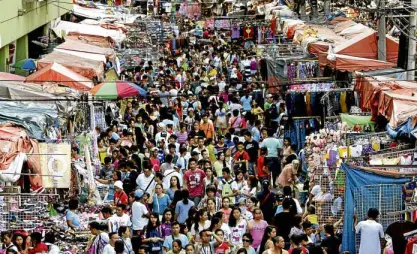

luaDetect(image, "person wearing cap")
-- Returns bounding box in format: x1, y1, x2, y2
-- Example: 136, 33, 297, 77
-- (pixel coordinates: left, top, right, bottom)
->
131, 189, 149, 235
155, 122, 170, 147
264, 94, 274, 110
114, 180, 128, 206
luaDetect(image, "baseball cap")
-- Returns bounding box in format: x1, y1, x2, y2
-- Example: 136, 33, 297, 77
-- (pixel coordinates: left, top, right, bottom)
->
114, 181, 123, 190
266, 94, 273, 98
134, 189, 144, 198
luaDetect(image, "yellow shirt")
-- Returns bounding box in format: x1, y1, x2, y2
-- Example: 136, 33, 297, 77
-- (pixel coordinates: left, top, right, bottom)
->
307, 214, 318, 225
209, 69, 218, 77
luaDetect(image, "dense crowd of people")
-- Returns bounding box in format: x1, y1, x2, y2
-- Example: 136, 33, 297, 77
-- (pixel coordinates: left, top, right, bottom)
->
0, 15, 386, 254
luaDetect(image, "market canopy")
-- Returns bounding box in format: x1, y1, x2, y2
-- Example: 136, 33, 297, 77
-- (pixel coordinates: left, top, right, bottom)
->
0, 72, 25, 81
37, 51, 105, 80
65, 34, 113, 48
333, 29, 399, 63
52, 20, 126, 45
355, 75, 417, 111
25, 63, 93, 91
377, 89, 417, 128
319, 52, 396, 72
56, 40, 115, 59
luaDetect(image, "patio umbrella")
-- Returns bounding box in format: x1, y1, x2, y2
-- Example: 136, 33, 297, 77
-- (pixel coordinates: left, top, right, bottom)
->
91, 80, 147, 100
13, 59, 36, 70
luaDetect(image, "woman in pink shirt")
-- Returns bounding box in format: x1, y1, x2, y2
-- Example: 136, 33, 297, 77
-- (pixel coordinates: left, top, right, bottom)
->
220, 197, 232, 224
248, 208, 268, 249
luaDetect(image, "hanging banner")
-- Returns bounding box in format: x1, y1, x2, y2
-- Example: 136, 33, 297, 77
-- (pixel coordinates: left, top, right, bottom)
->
40, 143, 71, 188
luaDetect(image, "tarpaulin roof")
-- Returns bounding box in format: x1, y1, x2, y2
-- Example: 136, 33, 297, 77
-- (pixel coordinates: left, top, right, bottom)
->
65, 33, 113, 48
378, 89, 417, 128
354, 76, 417, 127
52, 20, 126, 45
54, 49, 106, 63
319, 52, 395, 72
56, 40, 115, 58
0, 72, 25, 81
37, 51, 104, 80
0, 81, 79, 101
25, 63, 93, 91
333, 30, 399, 63
355, 75, 417, 110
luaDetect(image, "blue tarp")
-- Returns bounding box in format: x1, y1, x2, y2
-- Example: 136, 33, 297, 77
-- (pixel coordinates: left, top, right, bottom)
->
341, 164, 409, 253
386, 118, 417, 140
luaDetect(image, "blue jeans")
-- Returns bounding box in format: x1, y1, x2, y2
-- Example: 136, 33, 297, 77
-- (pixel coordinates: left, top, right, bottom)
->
248, 162, 255, 176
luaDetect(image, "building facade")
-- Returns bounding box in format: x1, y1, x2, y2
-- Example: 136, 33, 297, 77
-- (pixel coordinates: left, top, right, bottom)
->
0, 0, 72, 72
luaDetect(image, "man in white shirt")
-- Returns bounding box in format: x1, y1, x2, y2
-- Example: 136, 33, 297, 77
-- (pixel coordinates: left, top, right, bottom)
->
136, 167, 155, 195
355, 208, 384, 254
109, 204, 132, 233
102, 232, 119, 254
131, 190, 149, 234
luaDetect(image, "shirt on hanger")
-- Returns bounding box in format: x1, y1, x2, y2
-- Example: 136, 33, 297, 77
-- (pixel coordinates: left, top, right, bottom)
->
231, 25, 240, 39
348, 145, 362, 157
243, 25, 254, 39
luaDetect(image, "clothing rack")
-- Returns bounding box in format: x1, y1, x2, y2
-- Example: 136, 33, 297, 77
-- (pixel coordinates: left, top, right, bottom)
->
293, 77, 333, 82
385, 208, 416, 216
347, 131, 389, 142
371, 148, 417, 159
289, 116, 321, 120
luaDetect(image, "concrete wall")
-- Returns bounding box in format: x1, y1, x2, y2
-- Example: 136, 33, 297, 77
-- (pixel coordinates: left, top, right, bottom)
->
0, 0, 72, 71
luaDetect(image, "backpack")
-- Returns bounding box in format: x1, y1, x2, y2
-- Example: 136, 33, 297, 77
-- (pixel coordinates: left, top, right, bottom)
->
222, 179, 236, 204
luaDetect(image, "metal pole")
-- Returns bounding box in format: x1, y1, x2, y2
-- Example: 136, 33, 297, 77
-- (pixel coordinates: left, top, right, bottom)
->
408, 0, 417, 80
323, 0, 330, 19
377, 0, 386, 61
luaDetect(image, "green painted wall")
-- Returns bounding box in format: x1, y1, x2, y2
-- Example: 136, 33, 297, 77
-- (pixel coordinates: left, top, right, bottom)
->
16, 35, 28, 62
0, 0, 72, 49
0, 45, 10, 72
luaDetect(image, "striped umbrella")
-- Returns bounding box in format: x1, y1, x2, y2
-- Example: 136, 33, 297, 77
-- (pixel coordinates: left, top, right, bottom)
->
91, 80, 147, 100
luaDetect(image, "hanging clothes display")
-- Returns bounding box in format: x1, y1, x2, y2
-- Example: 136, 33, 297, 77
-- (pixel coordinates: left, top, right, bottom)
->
243, 25, 254, 40
286, 61, 320, 81
284, 118, 320, 151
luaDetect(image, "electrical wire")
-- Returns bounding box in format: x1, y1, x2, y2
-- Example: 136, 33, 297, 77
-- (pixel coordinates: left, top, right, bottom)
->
388, 16, 417, 41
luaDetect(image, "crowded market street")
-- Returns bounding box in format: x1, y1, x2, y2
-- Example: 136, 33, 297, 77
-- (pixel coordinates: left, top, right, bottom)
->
0, 0, 416, 253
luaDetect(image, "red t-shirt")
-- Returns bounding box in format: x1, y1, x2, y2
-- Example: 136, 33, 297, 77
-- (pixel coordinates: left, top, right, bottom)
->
289, 246, 308, 254
114, 191, 128, 205
215, 242, 229, 254
257, 156, 268, 178
183, 169, 206, 198
234, 151, 250, 161
150, 158, 161, 172
28, 243, 48, 254
115, 0, 122, 5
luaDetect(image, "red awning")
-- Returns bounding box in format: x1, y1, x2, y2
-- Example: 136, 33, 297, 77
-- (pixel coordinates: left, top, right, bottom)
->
25, 63, 93, 91
334, 30, 399, 63
319, 53, 395, 72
